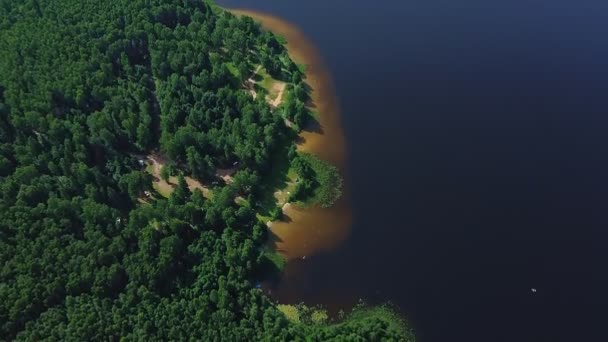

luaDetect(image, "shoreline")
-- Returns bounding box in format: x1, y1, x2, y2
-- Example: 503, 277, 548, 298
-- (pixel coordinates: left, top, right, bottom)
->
228, 9, 352, 261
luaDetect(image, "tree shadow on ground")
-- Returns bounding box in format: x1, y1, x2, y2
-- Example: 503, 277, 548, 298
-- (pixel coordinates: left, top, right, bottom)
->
255, 229, 286, 282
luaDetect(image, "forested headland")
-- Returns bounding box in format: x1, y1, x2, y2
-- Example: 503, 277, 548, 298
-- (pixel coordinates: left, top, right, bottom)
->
0, 0, 413, 340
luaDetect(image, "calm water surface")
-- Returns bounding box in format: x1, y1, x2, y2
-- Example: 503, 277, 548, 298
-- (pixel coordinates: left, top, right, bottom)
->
221, 1, 608, 341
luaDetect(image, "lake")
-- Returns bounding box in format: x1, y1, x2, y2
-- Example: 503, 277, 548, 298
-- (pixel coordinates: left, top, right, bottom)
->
219, 1, 608, 341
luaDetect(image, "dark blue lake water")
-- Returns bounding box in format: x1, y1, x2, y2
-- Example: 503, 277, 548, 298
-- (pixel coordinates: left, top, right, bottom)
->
219, 1, 608, 340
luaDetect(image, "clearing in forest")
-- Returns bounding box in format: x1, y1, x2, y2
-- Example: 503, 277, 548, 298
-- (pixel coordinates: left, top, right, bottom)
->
273, 167, 297, 207
245, 66, 286, 108
144, 154, 212, 199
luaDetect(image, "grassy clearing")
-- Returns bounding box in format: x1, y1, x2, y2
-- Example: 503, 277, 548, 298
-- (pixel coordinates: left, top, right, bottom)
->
274, 166, 297, 207
253, 67, 285, 104
253, 132, 296, 217
255, 67, 274, 90
144, 156, 212, 199
225, 62, 240, 78
146, 164, 173, 198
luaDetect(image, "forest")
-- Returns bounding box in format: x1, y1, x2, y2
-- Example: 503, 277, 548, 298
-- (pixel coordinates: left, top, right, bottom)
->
0, 0, 413, 340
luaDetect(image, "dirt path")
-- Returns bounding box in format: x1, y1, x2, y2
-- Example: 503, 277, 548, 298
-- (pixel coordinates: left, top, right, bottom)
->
245, 65, 286, 107
147, 153, 211, 198
245, 65, 262, 99
216, 165, 237, 183
271, 82, 286, 108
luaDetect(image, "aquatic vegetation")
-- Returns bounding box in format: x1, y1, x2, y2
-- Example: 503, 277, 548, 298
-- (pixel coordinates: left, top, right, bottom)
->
278, 304, 302, 323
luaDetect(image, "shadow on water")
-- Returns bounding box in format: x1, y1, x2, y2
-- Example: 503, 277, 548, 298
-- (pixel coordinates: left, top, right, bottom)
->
301, 116, 323, 135
302, 82, 316, 108
279, 212, 293, 223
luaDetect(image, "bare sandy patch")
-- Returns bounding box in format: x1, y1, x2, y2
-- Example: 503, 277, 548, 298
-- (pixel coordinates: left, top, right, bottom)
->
216, 168, 234, 183
244, 65, 286, 108
268, 81, 286, 108
146, 153, 211, 198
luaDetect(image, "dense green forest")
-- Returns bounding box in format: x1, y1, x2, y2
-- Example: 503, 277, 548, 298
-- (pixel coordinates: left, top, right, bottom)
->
0, 0, 413, 340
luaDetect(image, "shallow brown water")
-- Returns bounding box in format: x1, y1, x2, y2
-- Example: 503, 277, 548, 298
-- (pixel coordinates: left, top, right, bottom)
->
230, 10, 352, 261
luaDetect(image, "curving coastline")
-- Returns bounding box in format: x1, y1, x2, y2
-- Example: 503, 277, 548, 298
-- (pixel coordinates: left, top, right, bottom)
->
230, 9, 352, 261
